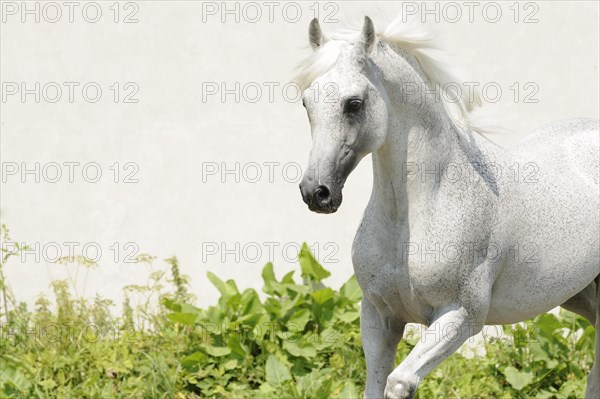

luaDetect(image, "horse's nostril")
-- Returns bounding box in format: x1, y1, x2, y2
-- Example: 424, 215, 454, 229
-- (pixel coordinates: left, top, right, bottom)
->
315, 185, 331, 204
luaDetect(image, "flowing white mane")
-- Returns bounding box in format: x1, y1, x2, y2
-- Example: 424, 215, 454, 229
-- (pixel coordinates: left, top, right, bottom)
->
295, 15, 484, 133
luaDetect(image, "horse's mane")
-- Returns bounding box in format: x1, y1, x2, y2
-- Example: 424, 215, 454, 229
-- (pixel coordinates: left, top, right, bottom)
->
295, 15, 486, 134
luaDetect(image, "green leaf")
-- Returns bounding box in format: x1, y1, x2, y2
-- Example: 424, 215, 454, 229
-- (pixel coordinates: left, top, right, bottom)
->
283, 339, 317, 359
203, 345, 231, 357
312, 288, 335, 305
225, 279, 240, 295
207, 271, 237, 298
298, 243, 331, 282
340, 275, 362, 302
312, 288, 335, 324
340, 381, 359, 398
296, 368, 330, 397
180, 303, 203, 314
227, 335, 248, 358
529, 342, 550, 362
258, 382, 276, 393
180, 351, 206, 369
301, 369, 333, 397
161, 297, 181, 311
265, 355, 292, 387
262, 262, 277, 293
240, 289, 263, 316
318, 326, 342, 349
0, 365, 32, 393
576, 325, 596, 351
281, 270, 296, 284
167, 312, 197, 325
337, 311, 360, 323
503, 366, 533, 390
38, 379, 56, 389
535, 313, 562, 334
284, 283, 311, 296
222, 359, 239, 370
288, 309, 311, 331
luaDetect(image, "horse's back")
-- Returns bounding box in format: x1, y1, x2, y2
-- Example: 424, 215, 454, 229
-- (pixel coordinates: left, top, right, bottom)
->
514, 117, 599, 192
517, 117, 599, 165
488, 118, 599, 323
519, 117, 599, 143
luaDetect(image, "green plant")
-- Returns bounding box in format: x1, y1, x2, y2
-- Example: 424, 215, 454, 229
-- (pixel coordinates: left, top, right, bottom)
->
0, 226, 594, 398
164, 243, 365, 398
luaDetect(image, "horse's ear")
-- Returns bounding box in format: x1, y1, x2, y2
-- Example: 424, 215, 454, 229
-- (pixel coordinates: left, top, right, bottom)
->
309, 18, 327, 50
361, 16, 376, 54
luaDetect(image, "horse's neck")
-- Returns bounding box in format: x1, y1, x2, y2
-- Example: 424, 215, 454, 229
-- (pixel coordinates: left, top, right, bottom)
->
371, 103, 467, 222
369, 49, 501, 223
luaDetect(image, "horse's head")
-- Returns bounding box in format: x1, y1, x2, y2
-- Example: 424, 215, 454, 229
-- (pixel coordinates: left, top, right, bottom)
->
298, 17, 389, 214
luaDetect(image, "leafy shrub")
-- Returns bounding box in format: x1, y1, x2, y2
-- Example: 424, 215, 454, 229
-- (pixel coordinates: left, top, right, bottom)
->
164, 244, 364, 398
0, 225, 594, 398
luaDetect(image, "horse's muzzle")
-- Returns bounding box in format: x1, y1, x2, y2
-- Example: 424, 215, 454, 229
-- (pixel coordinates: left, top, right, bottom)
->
299, 182, 342, 214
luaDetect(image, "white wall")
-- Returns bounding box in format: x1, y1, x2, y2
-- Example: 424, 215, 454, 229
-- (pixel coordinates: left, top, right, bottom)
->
1, 1, 598, 310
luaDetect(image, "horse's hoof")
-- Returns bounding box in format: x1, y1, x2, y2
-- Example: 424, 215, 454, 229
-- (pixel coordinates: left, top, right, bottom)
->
384, 374, 417, 399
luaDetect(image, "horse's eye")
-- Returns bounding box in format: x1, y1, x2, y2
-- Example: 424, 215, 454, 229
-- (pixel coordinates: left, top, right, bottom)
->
345, 98, 363, 113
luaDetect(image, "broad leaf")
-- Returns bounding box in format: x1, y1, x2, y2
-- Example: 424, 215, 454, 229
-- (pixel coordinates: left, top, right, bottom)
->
504, 366, 533, 390
207, 272, 237, 298
283, 339, 317, 359
167, 312, 197, 325
312, 288, 334, 305
298, 243, 331, 282
180, 351, 206, 369
340, 275, 362, 302
340, 381, 359, 398
336, 311, 360, 323
265, 355, 292, 387
261, 262, 277, 293
202, 345, 231, 357
288, 308, 311, 331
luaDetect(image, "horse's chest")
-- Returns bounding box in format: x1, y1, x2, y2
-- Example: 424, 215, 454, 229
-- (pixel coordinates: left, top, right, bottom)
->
352, 218, 442, 324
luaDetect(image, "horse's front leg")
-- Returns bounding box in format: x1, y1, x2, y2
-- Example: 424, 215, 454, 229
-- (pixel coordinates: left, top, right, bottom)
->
383, 306, 486, 399
361, 297, 405, 399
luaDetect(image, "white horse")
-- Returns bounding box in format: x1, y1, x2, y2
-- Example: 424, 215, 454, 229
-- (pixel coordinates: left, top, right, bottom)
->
297, 16, 599, 399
